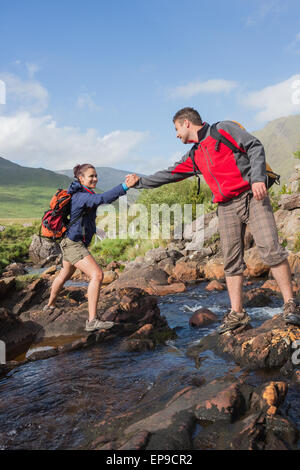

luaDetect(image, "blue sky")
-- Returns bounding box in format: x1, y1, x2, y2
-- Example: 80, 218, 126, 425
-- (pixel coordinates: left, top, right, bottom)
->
0, 0, 300, 174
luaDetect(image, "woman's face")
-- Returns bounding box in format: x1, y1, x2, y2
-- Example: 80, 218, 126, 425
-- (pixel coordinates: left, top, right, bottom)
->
79, 167, 98, 189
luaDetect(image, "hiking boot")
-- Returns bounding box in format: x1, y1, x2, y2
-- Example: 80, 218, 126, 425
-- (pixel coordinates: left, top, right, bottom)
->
283, 299, 300, 327
217, 309, 251, 334
85, 319, 115, 332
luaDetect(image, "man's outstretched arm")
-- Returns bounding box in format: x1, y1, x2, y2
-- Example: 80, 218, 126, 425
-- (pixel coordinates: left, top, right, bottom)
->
133, 150, 197, 189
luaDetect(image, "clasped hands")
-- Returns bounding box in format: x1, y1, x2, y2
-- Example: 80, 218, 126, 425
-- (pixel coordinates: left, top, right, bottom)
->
125, 173, 140, 188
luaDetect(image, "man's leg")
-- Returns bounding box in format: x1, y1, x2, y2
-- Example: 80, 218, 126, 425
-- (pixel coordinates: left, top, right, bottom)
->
270, 259, 293, 303
225, 274, 243, 313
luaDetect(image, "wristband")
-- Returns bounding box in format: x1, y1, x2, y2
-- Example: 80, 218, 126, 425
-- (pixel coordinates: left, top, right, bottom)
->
122, 182, 129, 191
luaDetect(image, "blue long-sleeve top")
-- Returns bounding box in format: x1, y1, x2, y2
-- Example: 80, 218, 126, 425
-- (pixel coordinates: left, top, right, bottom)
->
66, 180, 127, 246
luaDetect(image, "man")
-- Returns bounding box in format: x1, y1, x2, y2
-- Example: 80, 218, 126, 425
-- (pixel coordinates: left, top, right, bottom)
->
132, 107, 300, 333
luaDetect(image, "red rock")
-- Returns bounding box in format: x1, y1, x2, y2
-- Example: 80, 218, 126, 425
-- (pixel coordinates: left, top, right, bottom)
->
172, 261, 200, 282
189, 308, 218, 328
203, 261, 225, 280
205, 280, 225, 291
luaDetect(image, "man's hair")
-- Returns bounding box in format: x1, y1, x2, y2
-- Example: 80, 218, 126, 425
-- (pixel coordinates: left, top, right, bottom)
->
173, 107, 203, 125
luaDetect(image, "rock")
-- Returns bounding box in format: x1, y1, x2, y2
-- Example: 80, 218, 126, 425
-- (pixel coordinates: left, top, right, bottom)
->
244, 246, 270, 277
292, 370, 300, 385
2, 262, 26, 277
19, 288, 174, 340
0, 277, 16, 300
102, 270, 118, 284
0, 307, 40, 360
188, 247, 213, 262
243, 288, 273, 307
118, 431, 150, 450
13, 278, 50, 315
196, 314, 300, 370
205, 280, 225, 291
189, 309, 218, 328
172, 260, 202, 282
244, 226, 254, 250
157, 258, 175, 276
274, 208, 300, 250
29, 234, 61, 265
278, 194, 300, 211
261, 280, 299, 294
41, 265, 57, 278
102, 266, 184, 296
144, 247, 169, 264
249, 381, 288, 416
166, 249, 184, 263
203, 259, 225, 280
105, 261, 121, 271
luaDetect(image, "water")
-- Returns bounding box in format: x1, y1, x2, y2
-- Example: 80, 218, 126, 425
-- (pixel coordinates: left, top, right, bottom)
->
0, 281, 298, 449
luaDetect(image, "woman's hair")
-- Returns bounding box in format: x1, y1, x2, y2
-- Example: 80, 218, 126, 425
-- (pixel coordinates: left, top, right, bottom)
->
73, 163, 95, 180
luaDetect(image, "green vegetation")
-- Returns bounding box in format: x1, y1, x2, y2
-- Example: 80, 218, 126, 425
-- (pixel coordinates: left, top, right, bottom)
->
137, 177, 214, 218
268, 183, 292, 212
15, 273, 39, 291
0, 185, 65, 218
0, 222, 40, 271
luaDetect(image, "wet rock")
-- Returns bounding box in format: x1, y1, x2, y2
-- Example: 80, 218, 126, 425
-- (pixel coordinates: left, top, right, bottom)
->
29, 234, 61, 265
243, 288, 273, 307
193, 313, 300, 370
20, 288, 173, 341
205, 280, 225, 291
102, 266, 185, 296
292, 370, 300, 385
249, 381, 288, 416
118, 430, 150, 450
0, 307, 41, 360
189, 309, 218, 328
261, 279, 299, 294
120, 338, 155, 352
0, 277, 16, 300
157, 258, 175, 276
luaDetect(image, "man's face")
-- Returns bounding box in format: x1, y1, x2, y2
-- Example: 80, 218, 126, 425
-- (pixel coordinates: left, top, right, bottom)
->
174, 119, 190, 144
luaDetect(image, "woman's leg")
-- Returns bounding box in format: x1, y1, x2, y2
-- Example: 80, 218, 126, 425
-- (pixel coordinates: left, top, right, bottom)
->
47, 260, 76, 307
74, 255, 103, 322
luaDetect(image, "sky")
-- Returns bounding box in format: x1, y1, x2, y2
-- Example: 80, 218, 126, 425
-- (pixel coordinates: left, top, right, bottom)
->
0, 0, 300, 175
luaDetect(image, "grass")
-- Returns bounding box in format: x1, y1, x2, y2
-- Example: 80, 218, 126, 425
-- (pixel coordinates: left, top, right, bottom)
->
0, 222, 40, 271
0, 185, 68, 219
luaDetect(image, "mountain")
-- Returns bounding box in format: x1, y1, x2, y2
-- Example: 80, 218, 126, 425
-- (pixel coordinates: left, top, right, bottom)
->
0, 156, 72, 187
253, 115, 300, 184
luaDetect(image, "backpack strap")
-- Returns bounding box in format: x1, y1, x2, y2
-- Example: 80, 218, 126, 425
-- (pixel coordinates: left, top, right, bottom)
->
210, 123, 245, 153
189, 145, 202, 195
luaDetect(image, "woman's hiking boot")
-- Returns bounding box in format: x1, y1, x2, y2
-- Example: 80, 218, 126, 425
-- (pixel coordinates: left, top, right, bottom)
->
283, 299, 300, 327
85, 318, 115, 332
217, 309, 251, 334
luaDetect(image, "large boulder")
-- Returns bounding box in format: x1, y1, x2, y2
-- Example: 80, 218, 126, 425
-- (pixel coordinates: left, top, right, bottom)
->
102, 266, 186, 296
244, 246, 270, 277
29, 234, 61, 265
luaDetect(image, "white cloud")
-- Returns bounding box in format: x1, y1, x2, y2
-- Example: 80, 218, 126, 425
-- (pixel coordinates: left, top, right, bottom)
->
169, 79, 238, 99
241, 74, 300, 122
76, 92, 101, 111
0, 73, 48, 114
0, 73, 148, 170
0, 112, 147, 170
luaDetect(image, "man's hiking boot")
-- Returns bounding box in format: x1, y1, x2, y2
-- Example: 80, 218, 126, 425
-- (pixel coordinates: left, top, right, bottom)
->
85, 319, 115, 332
217, 309, 251, 334
283, 299, 300, 327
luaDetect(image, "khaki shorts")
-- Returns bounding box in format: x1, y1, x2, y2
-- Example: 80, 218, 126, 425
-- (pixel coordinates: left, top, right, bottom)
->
218, 189, 289, 276
60, 237, 90, 265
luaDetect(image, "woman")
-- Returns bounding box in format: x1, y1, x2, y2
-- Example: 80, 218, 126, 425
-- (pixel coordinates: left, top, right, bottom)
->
44, 163, 139, 332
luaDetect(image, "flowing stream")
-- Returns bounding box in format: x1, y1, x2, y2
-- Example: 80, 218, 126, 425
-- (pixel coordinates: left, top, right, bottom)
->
0, 280, 299, 449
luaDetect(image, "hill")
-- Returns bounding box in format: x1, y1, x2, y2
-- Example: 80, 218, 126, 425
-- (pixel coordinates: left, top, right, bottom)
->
253, 115, 300, 184
0, 156, 72, 187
